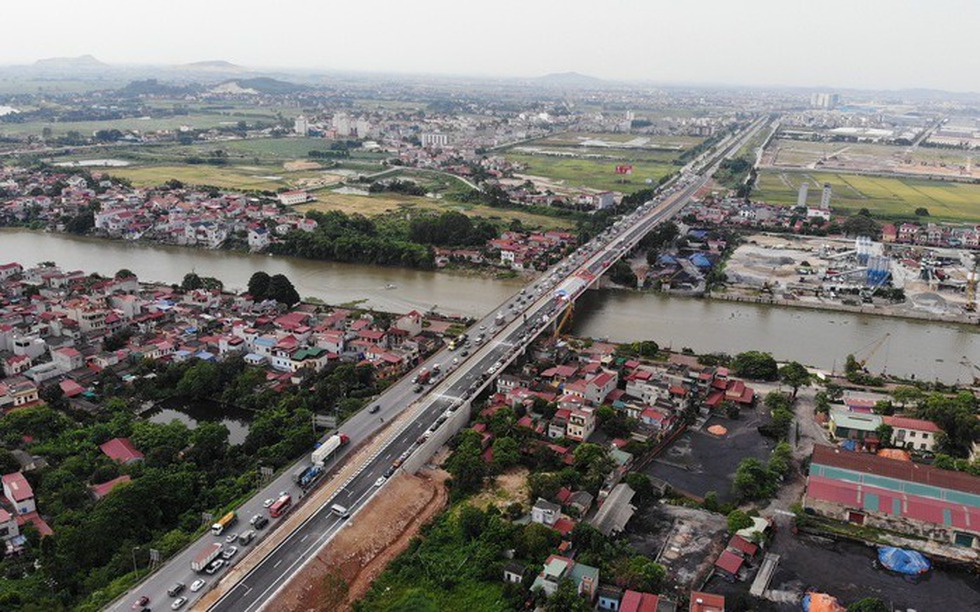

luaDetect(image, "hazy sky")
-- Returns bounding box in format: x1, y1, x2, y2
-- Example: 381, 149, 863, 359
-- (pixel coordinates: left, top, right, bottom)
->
6, 0, 980, 91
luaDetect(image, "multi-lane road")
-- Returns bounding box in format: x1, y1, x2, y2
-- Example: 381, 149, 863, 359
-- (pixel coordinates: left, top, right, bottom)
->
110, 117, 766, 612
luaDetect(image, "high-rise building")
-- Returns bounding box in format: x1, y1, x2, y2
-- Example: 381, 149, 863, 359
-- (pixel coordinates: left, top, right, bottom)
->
821, 183, 832, 208
293, 115, 309, 136
797, 182, 809, 208
810, 93, 841, 110
420, 133, 449, 148
332, 112, 352, 137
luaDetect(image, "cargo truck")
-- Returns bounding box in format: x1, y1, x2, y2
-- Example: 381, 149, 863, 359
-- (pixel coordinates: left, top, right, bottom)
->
211, 511, 237, 536
192, 543, 222, 572
311, 433, 350, 466
292, 463, 323, 489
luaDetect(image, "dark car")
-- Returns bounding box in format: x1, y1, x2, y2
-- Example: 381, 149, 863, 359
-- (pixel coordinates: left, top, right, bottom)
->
368, 405, 381, 414
252, 515, 269, 530
167, 582, 186, 597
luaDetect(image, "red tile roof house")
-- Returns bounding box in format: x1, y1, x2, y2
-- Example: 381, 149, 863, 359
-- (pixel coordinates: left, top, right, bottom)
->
90, 475, 132, 500
689, 591, 725, 612
99, 437, 145, 464
2, 471, 36, 515
713, 549, 745, 582
621, 590, 663, 612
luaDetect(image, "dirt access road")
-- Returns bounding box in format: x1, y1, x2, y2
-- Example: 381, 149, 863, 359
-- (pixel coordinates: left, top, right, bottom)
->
273, 467, 450, 612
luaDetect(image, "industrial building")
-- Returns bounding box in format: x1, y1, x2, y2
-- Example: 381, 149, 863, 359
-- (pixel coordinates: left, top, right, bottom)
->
804, 445, 980, 549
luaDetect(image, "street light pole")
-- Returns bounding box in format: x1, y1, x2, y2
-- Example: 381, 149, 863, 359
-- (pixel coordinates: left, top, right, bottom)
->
132, 546, 139, 576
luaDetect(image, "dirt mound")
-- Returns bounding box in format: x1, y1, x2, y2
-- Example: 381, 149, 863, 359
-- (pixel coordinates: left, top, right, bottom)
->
274, 468, 450, 612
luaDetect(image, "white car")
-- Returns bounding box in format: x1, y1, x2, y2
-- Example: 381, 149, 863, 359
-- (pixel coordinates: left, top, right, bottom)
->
374, 476, 387, 487
190, 579, 207, 593
262, 498, 274, 508
221, 546, 239, 560
224, 532, 238, 544
171, 597, 187, 610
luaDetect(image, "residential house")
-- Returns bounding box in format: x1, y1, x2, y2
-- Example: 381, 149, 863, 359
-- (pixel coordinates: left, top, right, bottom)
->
531, 555, 600, 602
99, 437, 144, 464
531, 497, 561, 526
1, 472, 35, 515
689, 591, 725, 612
828, 408, 882, 445
566, 407, 596, 442
882, 415, 942, 452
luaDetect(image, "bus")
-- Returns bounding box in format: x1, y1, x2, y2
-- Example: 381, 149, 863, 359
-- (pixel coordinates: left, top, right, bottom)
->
269, 494, 292, 518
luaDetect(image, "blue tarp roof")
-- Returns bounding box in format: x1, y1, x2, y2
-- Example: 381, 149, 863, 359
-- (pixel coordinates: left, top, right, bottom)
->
878, 547, 930, 575
689, 253, 713, 268
656, 254, 678, 266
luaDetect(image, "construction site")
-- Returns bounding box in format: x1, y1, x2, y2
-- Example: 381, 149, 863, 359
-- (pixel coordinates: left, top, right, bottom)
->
722, 233, 980, 323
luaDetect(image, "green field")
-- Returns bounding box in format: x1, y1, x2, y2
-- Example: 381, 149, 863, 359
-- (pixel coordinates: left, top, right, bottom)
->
755, 170, 980, 222
298, 192, 575, 230
504, 152, 676, 193
108, 164, 302, 191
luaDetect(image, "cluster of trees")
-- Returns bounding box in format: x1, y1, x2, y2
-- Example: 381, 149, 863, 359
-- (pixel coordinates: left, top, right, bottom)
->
731, 351, 779, 380
733, 441, 792, 502
368, 178, 426, 196
271, 210, 435, 269
409, 211, 497, 247
180, 272, 223, 292
0, 348, 387, 608
246, 271, 301, 306
762, 391, 795, 440
607, 260, 638, 288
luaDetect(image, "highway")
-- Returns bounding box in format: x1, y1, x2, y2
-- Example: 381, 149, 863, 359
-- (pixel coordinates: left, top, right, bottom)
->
110, 117, 766, 612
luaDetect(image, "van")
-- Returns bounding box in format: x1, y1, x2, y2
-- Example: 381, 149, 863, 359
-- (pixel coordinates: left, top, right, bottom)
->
331, 504, 350, 518
167, 582, 186, 597
238, 530, 255, 545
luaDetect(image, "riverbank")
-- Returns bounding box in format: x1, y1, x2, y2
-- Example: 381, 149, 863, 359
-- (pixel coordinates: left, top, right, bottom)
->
708, 289, 980, 326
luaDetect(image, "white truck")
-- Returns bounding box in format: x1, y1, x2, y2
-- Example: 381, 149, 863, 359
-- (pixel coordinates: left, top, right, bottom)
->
311, 433, 350, 467
191, 543, 222, 572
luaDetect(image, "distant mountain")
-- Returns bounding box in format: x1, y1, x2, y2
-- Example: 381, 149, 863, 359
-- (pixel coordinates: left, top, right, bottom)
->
177, 60, 248, 73
532, 71, 605, 87
210, 77, 306, 95
33, 54, 108, 69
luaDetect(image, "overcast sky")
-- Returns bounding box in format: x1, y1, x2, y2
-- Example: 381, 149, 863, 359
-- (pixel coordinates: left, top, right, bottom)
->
5, 0, 980, 91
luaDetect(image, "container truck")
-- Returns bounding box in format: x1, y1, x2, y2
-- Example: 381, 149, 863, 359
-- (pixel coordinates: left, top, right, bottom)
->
211, 511, 237, 536
311, 433, 350, 466
416, 368, 431, 384
192, 543, 222, 572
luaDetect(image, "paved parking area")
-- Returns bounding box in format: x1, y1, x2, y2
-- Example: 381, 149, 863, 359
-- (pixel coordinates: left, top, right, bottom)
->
704, 528, 980, 611
643, 412, 776, 501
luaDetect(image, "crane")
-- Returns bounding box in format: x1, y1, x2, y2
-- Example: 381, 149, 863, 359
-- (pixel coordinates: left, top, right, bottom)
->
966, 255, 978, 312
854, 333, 891, 369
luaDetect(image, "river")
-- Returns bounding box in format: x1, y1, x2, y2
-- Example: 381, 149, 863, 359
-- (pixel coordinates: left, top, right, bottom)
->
2, 229, 977, 383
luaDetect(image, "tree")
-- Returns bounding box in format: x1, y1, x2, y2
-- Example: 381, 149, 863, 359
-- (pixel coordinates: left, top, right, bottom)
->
624, 472, 656, 505
733, 457, 777, 502
544, 578, 591, 612
613, 555, 666, 592
768, 441, 793, 478
458, 505, 486, 541
732, 351, 779, 380
518, 522, 560, 561
115, 268, 135, 279
779, 362, 810, 398
267, 273, 301, 306
727, 509, 753, 533
847, 598, 889, 612
181, 272, 203, 291
875, 423, 894, 448
914, 207, 930, 217
247, 271, 271, 300
491, 436, 520, 471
